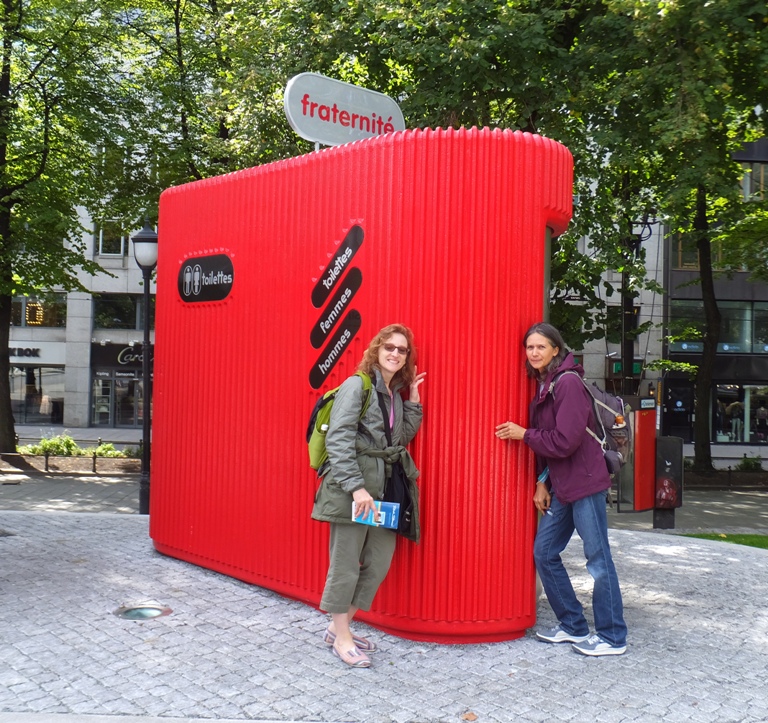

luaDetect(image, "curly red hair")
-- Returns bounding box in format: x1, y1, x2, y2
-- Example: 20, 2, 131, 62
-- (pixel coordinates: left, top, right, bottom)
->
358, 323, 417, 388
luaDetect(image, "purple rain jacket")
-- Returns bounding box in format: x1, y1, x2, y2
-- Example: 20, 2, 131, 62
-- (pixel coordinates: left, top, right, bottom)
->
522, 352, 611, 504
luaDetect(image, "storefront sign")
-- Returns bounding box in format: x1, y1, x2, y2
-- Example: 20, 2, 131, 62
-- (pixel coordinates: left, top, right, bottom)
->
284, 73, 405, 147
91, 343, 153, 369
7, 341, 66, 364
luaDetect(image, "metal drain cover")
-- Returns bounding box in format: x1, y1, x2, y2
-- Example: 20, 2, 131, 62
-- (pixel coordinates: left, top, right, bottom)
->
114, 601, 172, 620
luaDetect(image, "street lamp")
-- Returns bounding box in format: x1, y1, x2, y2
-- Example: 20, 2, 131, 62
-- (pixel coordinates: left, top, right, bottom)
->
132, 220, 158, 515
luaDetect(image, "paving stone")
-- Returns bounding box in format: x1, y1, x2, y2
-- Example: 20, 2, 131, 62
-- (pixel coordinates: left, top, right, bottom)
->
1, 488, 768, 722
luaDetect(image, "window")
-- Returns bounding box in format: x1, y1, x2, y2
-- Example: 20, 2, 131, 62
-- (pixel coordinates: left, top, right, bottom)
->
10, 294, 67, 327
741, 162, 767, 201
9, 366, 65, 424
714, 384, 768, 443
93, 294, 154, 330
672, 235, 726, 271
753, 303, 768, 353
718, 301, 751, 352
667, 299, 706, 351
98, 220, 127, 256
605, 305, 638, 345
670, 300, 768, 353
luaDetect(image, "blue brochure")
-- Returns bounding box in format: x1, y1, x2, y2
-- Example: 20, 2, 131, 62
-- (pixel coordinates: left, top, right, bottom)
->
351, 501, 400, 530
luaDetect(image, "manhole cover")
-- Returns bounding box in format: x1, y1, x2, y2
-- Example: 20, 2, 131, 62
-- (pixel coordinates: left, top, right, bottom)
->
113, 601, 172, 620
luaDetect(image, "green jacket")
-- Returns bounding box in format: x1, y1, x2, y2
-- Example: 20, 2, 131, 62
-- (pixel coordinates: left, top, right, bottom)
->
311, 369, 424, 542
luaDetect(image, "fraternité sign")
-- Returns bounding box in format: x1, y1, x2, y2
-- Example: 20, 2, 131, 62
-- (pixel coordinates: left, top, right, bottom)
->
284, 73, 405, 147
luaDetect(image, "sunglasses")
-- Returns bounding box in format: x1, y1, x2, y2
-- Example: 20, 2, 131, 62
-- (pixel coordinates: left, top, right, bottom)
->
383, 343, 409, 356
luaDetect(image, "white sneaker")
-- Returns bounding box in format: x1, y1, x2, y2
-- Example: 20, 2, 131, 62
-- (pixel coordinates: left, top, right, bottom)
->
572, 634, 627, 656
535, 625, 590, 644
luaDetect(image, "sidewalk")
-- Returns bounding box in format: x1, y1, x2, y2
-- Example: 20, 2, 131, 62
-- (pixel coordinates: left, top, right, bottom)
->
1, 473, 767, 723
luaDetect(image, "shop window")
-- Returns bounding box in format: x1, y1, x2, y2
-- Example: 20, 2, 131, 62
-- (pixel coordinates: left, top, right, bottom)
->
10, 294, 66, 327
98, 220, 127, 256
713, 384, 768, 444
747, 386, 768, 444
93, 294, 154, 330
9, 366, 65, 424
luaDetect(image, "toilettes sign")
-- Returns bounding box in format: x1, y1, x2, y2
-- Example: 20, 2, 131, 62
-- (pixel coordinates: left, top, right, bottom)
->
284, 72, 405, 147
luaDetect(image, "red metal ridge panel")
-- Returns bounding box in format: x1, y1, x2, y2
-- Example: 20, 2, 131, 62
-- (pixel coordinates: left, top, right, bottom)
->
151, 126, 573, 643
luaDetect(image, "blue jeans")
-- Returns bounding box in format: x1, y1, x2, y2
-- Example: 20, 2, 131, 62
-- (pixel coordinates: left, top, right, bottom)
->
533, 490, 627, 647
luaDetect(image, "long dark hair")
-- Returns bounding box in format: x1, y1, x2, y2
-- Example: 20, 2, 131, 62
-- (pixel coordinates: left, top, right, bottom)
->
523, 322, 568, 379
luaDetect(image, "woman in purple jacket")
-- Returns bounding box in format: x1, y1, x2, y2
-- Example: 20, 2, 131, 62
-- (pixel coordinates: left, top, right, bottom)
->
496, 322, 627, 656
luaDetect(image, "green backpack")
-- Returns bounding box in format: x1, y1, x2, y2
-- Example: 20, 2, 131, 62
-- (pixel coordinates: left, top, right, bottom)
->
306, 372, 373, 472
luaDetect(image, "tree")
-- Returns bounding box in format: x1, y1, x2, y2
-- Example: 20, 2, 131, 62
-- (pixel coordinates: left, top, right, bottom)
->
569, 0, 768, 471
0, 1, 149, 452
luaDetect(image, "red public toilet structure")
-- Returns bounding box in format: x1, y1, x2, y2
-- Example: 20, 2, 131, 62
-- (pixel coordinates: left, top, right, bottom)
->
151, 127, 573, 643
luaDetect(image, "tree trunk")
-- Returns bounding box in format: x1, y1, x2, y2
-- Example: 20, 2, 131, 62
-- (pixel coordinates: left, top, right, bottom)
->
692, 185, 718, 473
0, 295, 14, 452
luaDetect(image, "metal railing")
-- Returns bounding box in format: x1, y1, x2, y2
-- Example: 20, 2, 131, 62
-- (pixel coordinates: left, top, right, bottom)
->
5, 436, 143, 474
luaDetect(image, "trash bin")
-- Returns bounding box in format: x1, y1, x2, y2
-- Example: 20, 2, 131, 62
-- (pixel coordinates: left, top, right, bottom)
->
150, 126, 573, 642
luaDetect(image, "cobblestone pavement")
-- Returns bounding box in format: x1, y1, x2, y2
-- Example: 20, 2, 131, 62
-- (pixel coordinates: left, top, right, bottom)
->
1, 475, 767, 723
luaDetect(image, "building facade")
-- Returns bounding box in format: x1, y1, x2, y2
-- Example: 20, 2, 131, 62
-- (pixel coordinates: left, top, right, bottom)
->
9, 210, 155, 434
662, 138, 768, 461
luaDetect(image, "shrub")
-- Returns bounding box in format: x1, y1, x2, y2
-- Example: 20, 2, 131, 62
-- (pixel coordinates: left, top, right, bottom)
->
735, 455, 763, 472
19, 434, 82, 456
81, 443, 127, 458
18, 435, 131, 458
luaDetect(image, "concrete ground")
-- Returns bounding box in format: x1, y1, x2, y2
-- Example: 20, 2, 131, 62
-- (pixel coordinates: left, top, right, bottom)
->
1, 471, 767, 723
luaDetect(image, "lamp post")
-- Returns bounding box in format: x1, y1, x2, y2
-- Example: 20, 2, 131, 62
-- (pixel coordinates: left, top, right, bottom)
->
132, 221, 158, 515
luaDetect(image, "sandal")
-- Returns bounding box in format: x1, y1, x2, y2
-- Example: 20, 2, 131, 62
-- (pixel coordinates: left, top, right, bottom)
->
332, 643, 371, 668
323, 626, 378, 652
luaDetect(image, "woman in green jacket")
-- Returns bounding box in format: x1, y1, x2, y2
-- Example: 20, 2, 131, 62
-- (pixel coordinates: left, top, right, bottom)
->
312, 323, 425, 668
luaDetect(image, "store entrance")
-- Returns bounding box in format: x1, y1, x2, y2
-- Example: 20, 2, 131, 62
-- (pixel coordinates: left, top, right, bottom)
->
92, 370, 144, 428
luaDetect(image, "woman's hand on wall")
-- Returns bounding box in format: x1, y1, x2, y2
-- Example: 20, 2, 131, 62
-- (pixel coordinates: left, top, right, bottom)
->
495, 421, 526, 440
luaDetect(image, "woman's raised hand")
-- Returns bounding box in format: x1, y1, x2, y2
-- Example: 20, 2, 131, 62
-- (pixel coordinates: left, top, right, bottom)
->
409, 367, 426, 403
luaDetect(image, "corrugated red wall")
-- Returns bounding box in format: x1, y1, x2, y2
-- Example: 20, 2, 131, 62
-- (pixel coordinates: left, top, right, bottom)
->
151, 127, 573, 642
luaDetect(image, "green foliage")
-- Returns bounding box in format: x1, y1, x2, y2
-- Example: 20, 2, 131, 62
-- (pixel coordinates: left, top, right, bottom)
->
735, 455, 763, 473
19, 435, 81, 457
685, 533, 768, 550
2, 0, 768, 454
81, 443, 128, 459
18, 435, 128, 458
645, 359, 699, 379
121, 445, 141, 459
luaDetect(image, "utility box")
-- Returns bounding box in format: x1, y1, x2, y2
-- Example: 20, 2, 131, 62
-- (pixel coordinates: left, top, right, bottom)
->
150, 127, 573, 642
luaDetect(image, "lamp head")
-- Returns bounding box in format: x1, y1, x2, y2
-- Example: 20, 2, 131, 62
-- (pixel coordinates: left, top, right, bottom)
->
132, 221, 158, 271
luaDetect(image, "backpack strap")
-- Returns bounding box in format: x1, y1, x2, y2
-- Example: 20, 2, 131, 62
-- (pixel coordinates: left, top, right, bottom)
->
355, 371, 374, 418
550, 371, 610, 451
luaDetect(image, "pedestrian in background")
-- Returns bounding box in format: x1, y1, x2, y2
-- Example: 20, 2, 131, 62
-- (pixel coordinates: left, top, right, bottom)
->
496, 322, 627, 656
